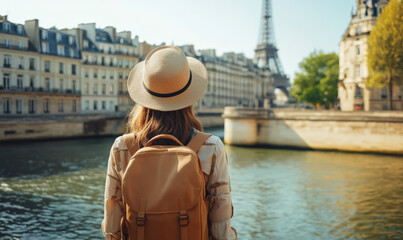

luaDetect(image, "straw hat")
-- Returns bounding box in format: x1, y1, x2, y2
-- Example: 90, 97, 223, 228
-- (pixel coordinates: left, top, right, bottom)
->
127, 46, 208, 111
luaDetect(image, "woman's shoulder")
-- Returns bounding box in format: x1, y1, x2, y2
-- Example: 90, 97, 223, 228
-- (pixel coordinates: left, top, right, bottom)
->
110, 134, 132, 151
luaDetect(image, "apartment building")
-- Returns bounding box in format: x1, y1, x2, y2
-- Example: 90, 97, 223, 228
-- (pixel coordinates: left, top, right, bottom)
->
0, 16, 81, 115
338, 0, 402, 111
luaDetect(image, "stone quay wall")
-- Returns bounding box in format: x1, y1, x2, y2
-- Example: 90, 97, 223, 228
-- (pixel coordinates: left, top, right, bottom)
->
223, 107, 403, 155
0, 112, 224, 142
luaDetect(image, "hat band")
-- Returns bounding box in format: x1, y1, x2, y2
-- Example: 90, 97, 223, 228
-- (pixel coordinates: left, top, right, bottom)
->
143, 71, 192, 98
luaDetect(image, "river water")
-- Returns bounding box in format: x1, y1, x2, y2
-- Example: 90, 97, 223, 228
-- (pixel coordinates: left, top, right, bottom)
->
1, 130, 403, 240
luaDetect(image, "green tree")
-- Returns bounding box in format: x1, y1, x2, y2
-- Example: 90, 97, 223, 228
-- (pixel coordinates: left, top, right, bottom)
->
367, 0, 403, 110
291, 51, 339, 109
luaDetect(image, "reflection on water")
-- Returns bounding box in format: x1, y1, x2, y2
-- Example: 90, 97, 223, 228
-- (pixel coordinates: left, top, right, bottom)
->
1, 134, 403, 239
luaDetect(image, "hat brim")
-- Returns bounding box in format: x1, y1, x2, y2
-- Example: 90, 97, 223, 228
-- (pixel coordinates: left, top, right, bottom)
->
127, 56, 208, 111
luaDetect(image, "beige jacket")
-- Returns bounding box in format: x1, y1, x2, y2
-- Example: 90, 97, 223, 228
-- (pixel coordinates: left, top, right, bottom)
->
102, 132, 237, 240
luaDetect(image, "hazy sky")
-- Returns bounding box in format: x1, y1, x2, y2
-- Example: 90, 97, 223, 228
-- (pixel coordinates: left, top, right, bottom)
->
1, 0, 355, 81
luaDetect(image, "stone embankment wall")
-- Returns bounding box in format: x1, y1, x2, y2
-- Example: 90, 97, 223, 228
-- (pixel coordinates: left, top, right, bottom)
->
223, 107, 403, 155
0, 112, 224, 141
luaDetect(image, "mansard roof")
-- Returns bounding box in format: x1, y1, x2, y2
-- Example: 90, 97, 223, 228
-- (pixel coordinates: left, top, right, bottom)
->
0, 19, 27, 37
96, 29, 113, 43
39, 28, 80, 58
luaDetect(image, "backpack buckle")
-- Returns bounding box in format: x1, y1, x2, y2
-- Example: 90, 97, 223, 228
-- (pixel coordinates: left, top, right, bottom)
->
179, 214, 189, 226
136, 216, 145, 226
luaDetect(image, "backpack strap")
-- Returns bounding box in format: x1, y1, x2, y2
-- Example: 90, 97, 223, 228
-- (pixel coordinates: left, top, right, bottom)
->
187, 132, 212, 152
123, 133, 139, 157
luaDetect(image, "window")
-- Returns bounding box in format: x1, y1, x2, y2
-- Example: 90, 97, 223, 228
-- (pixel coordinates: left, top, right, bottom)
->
119, 82, 123, 92
119, 59, 123, 68
72, 100, 77, 112
17, 25, 23, 34
125, 60, 129, 68
94, 70, 98, 78
3, 74, 10, 90
3, 98, 11, 113
70, 48, 75, 58
119, 72, 123, 79
72, 64, 76, 75
72, 80, 76, 93
42, 42, 48, 53
94, 84, 98, 94
5, 39, 11, 48
354, 64, 360, 78
102, 101, 106, 110
44, 99, 50, 113
4, 55, 11, 67
56, 33, 62, 43
69, 36, 73, 45
123, 48, 128, 55
58, 99, 64, 112
83, 40, 88, 49
85, 100, 89, 110
102, 57, 105, 66
85, 71, 89, 78
4, 23, 10, 32
29, 77, 34, 88
356, 45, 360, 56
45, 61, 50, 72
59, 79, 64, 92
57, 45, 65, 56
356, 27, 362, 35
16, 99, 23, 114
59, 63, 64, 74
85, 83, 89, 94
18, 41, 24, 49
131, 60, 135, 68
45, 78, 50, 91
355, 85, 362, 99
28, 99, 35, 114
109, 84, 114, 94
93, 101, 98, 110
381, 87, 387, 99
19, 57, 24, 69
109, 101, 114, 111
41, 30, 47, 40
17, 75, 23, 90
29, 58, 35, 70
102, 84, 106, 95
93, 56, 97, 64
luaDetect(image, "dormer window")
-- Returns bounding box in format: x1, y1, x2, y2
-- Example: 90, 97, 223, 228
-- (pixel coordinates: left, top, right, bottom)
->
69, 36, 73, 45
83, 40, 89, 49
120, 38, 124, 44
17, 25, 23, 34
57, 45, 65, 56
41, 30, 48, 40
56, 33, 62, 43
4, 23, 10, 32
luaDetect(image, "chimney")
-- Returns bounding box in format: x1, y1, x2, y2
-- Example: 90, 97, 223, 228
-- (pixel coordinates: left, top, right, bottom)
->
24, 19, 40, 52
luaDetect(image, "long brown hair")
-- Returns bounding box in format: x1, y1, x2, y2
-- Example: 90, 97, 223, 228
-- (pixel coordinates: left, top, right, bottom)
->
127, 104, 203, 147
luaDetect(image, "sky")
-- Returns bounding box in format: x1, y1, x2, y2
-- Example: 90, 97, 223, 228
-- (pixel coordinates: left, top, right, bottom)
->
1, 0, 355, 81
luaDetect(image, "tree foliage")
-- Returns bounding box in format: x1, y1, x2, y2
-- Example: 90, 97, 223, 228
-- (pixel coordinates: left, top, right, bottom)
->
291, 51, 339, 108
367, 0, 403, 109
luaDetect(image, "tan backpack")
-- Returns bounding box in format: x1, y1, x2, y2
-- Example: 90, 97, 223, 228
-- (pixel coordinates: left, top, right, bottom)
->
121, 132, 211, 240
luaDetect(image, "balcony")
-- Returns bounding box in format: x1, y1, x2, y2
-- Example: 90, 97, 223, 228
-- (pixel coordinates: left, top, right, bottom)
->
18, 65, 24, 70
0, 43, 28, 51
3, 63, 11, 68
29, 65, 35, 70
0, 86, 81, 96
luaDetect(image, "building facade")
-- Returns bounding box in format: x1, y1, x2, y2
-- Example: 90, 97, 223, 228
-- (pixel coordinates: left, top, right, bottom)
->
0, 16, 140, 116
338, 0, 402, 111
180, 45, 274, 111
1, 16, 81, 115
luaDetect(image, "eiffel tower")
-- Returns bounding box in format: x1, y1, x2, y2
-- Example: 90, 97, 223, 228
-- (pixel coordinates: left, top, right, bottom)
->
254, 0, 290, 96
